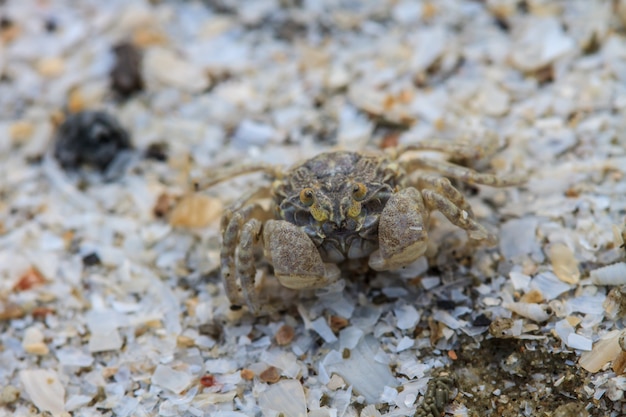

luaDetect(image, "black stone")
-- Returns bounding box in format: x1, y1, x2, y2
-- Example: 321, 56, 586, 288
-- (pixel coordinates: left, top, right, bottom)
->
82, 252, 101, 267
436, 299, 456, 310
54, 111, 132, 171
473, 313, 492, 327
144, 142, 168, 162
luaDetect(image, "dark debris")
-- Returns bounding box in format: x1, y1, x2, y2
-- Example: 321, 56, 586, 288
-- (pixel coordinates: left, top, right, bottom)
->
53, 111, 132, 172
110, 42, 144, 98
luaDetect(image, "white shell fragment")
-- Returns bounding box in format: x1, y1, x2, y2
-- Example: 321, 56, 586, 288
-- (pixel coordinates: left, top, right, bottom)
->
232, 120, 277, 149
499, 218, 539, 260
510, 271, 531, 292
567, 333, 593, 351
554, 319, 574, 344
143, 47, 210, 93
510, 17, 575, 72
394, 305, 420, 330
19, 369, 66, 416
568, 294, 606, 315
151, 365, 193, 394
22, 326, 49, 356
590, 263, 626, 286
311, 317, 338, 343
547, 243, 580, 284
88, 328, 123, 353
529, 272, 571, 301
323, 336, 397, 403
258, 379, 307, 417
580, 331, 624, 372
503, 302, 550, 322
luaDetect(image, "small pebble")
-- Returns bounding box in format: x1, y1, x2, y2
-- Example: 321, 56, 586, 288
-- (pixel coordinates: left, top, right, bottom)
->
144, 142, 168, 161
82, 253, 101, 267
240, 369, 255, 381
10, 121, 34, 144
612, 351, 626, 375
36, 57, 65, 78
176, 335, 195, 348
13, 267, 46, 292
0, 386, 19, 404
329, 315, 349, 333
259, 366, 281, 383
0, 16, 19, 43
169, 194, 223, 228
0, 303, 26, 320
275, 325, 295, 346
31, 306, 55, 320
44, 18, 57, 32
0, 16, 13, 30
24, 342, 49, 355
153, 193, 173, 218
199, 374, 216, 387
472, 314, 492, 327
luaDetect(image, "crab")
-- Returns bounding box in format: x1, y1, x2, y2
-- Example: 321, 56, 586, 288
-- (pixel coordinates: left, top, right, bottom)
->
201, 141, 521, 314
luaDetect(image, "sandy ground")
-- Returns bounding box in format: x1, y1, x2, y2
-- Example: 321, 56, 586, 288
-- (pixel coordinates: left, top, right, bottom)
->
1, 1, 626, 416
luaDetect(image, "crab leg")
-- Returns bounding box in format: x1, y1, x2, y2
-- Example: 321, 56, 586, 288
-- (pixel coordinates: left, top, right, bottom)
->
394, 140, 494, 160
421, 187, 496, 244
403, 157, 524, 187
415, 174, 474, 217
194, 163, 283, 190
220, 204, 258, 307
237, 218, 264, 314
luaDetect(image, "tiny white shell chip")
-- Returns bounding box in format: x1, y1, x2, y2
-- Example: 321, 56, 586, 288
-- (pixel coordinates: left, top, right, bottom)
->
339, 326, 364, 351
88, 328, 123, 353
151, 364, 192, 394
395, 336, 414, 353
510, 271, 531, 292
553, 319, 574, 343
360, 404, 382, 417
19, 369, 66, 416
22, 326, 48, 355
143, 47, 210, 93
394, 305, 420, 330
567, 333, 593, 351
503, 302, 550, 322
65, 394, 93, 412
311, 317, 338, 343
590, 263, 626, 286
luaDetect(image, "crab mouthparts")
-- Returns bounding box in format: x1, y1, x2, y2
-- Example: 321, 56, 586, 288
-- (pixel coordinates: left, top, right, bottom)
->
321, 218, 358, 235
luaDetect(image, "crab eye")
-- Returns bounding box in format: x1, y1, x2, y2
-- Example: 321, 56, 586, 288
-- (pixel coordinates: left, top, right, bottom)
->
299, 188, 315, 206
352, 183, 367, 201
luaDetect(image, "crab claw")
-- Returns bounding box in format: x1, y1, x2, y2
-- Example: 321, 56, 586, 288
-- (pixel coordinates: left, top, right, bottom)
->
263, 220, 341, 290
369, 187, 429, 271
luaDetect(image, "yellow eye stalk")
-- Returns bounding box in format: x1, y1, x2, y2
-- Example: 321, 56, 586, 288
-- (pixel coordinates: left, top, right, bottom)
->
299, 188, 315, 206
352, 183, 367, 201
348, 183, 367, 218
300, 188, 329, 222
